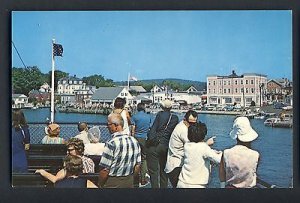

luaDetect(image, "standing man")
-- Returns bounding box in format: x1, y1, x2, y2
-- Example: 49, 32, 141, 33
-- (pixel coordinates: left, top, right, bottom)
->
146, 99, 179, 188
75, 122, 90, 144
165, 110, 215, 188
131, 103, 152, 186
98, 113, 141, 188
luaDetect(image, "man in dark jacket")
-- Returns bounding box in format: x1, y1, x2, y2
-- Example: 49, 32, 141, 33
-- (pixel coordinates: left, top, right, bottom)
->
146, 99, 179, 188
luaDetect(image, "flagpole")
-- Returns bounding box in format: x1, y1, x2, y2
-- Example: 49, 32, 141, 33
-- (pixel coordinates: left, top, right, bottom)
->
50, 39, 55, 123
127, 72, 130, 90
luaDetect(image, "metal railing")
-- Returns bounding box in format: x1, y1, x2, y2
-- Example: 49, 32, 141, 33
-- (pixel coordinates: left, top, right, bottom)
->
28, 122, 111, 144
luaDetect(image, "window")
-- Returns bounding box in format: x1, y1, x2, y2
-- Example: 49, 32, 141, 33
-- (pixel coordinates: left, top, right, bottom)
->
241, 88, 244, 93
219, 81, 222, 85
246, 98, 252, 102
246, 88, 249, 93
69, 81, 72, 84
208, 89, 211, 93
213, 89, 216, 93
213, 81, 216, 86
74, 81, 77, 84
228, 81, 231, 85
235, 88, 238, 93
224, 81, 227, 85
235, 80, 238, 85
121, 93, 124, 96
251, 88, 254, 93
208, 81, 211, 86
246, 80, 248, 84
224, 89, 226, 93
125, 93, 128, 96
241, 80, 243, 85
228, 89, 230, 93
219, 89, 222, 93
235, 97, 241, 102
251, 80, 254, 84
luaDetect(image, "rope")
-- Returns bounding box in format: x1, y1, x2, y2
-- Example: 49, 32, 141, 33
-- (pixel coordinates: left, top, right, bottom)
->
12, 41, 27, 69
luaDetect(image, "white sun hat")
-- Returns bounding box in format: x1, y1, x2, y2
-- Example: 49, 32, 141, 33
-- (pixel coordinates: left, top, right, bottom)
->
160, 99, 173, 109
229, 116, 258, 142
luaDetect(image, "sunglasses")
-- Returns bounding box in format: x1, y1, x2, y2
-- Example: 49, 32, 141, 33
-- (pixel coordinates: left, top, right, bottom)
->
67, 148, 75, 152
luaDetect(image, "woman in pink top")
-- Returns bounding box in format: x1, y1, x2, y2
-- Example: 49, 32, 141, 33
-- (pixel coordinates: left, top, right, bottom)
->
219, 117, 260, 188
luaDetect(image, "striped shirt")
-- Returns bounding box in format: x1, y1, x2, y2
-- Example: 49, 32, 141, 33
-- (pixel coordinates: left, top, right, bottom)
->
99, 132, 141, 177
81, 155, 95, 173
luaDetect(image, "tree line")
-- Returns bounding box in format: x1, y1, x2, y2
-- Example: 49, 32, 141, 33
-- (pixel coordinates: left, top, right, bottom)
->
12, 66, 203, 95
12, 66, 115, 95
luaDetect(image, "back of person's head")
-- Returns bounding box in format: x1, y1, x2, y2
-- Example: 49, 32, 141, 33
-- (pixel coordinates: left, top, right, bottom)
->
188, 122, 207, 143
12, 109, 28, 130
184, 110, 198, 123
66, 138, 84, 155
160, 99, 172, 110
87, 126, 101, 143
137, 103, 146, 112
47, 123, 60, 137
78, 122, 88, 132
114, 97, 126, 109
64, 155, 83, 176
108, 113, 124, 128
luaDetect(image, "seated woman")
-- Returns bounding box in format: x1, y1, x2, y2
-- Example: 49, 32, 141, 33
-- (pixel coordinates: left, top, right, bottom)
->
84, 126, 105, 156
54, 155, 97, 188
41, 123, 66, 144
219, 117, 260, 188
177, 122, 222, 188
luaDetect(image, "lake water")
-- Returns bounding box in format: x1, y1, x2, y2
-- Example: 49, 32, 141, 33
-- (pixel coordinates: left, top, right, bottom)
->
22, 108, 293, 188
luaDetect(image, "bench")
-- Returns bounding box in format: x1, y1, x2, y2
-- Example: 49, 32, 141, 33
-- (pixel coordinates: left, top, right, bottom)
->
12, 173, 99, 188
27, 144, 101, 173
28, 144, 67, 156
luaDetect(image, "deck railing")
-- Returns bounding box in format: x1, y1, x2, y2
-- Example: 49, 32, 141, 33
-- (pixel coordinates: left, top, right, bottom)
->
27, 122, 110, 144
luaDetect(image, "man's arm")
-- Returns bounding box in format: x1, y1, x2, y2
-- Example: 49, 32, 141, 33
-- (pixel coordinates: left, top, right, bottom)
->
98, 168, 109, 188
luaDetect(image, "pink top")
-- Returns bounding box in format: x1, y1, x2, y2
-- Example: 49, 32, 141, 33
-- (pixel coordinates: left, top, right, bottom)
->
223, 145, 259, 188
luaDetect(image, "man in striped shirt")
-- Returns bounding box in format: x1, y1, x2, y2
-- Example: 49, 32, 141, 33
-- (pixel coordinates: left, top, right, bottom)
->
98, 113, 141, 188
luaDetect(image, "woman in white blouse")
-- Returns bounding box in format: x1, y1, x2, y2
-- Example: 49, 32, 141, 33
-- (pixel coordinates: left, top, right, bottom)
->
177, 122, 222, 188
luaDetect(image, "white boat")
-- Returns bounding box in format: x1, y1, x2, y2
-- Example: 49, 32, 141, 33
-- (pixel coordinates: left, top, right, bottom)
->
264, 118, 281, 126
264, 113, 293, 128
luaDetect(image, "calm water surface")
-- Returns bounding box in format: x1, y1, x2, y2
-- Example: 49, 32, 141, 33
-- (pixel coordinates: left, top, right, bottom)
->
22, 108, 293, 188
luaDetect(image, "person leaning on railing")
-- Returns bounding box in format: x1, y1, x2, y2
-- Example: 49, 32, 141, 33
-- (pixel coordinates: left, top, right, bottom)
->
219, 117, 260, 188
35, 138, 95, 183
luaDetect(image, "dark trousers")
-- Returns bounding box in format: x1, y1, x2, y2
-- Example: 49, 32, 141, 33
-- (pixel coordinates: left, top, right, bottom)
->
146, 144, 168, 188
167, 167, 182, 188
134, 137, 148, 187
103, 174, 134, 188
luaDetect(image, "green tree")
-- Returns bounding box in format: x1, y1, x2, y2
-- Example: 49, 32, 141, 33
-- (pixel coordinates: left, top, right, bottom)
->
82, 74, 115, 88
12, 66, 44, 95
45, 70, 69, 90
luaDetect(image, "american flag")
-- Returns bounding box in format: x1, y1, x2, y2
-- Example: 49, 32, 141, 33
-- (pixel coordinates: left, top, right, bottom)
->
53, 43, 63, 57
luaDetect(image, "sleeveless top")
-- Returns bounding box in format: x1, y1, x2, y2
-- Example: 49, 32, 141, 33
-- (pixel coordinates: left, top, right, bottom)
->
114, 109, 130, 136
41, 136, 65, 144
223, 145, 259, 188
55, 177, 87, 188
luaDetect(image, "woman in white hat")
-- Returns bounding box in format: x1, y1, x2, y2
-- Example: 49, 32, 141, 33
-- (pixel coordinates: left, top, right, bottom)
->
219, 116, 260, 188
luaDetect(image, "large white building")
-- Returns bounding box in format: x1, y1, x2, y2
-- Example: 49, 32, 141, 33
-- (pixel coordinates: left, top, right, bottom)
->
57, 76, 87, 104
207, 71, 268, 107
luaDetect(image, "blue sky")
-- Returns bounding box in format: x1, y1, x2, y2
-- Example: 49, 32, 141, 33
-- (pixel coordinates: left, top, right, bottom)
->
12, 11, 292, 82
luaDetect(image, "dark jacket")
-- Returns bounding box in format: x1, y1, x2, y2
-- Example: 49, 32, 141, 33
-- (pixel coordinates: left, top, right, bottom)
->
148, 110, 179, 147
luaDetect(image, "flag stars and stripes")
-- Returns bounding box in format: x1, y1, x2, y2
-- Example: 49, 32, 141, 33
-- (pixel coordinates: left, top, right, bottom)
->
53, 43, 63, 57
